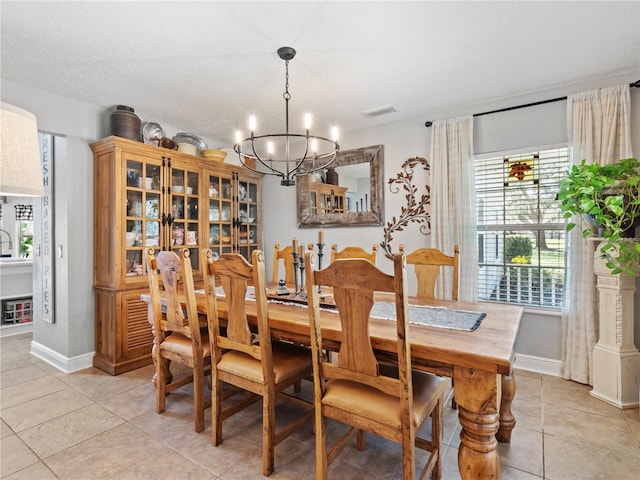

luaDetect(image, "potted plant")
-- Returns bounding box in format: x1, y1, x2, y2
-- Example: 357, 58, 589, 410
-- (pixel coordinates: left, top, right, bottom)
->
557, 157, 640, 275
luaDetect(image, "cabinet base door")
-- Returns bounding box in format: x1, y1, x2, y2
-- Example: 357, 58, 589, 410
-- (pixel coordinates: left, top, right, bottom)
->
94, 288, 154, 375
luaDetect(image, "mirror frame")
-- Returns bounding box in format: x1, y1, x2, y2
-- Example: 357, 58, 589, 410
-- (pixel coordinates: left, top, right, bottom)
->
296, 144, 384, 228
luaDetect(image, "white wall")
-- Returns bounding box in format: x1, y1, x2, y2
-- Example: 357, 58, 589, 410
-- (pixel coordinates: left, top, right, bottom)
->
3, 72, 639, 372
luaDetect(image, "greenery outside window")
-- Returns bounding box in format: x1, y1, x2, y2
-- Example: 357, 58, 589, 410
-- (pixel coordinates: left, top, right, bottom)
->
19, 221, 33, 258
475, 147, 568, 307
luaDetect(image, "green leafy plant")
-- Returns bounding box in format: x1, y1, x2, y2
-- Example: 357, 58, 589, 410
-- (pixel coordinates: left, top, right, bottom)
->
505, 236, 533, 262
557, 157, 640, 275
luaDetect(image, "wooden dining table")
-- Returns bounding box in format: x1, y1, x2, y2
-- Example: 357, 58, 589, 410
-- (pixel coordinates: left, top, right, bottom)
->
143, 287, 523, 479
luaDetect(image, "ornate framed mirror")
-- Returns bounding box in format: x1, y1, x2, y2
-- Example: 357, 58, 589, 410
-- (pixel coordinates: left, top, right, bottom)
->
296, 144, 384, 227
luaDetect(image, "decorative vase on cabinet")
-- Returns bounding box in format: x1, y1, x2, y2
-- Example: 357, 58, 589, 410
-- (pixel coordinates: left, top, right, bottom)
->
91, 136, 262, 374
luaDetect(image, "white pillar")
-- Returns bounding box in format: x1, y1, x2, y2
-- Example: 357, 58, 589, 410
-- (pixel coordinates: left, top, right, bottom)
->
590, 241, 640, 408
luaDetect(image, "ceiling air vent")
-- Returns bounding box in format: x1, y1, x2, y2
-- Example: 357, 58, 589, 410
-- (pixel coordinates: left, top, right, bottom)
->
360, 104, 396, 118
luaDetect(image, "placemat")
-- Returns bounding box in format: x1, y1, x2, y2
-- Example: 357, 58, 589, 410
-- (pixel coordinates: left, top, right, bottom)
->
370, 302, 485, 331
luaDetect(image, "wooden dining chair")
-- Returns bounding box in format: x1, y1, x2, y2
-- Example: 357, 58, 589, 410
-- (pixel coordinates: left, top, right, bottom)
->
399, 244, 460, 409
271, 242, 296, 286
330, 243, 377, 264
398, 244, 460, 301
304, 252, 446, 480
146, 248, 211, 433
201, 249, 314, 477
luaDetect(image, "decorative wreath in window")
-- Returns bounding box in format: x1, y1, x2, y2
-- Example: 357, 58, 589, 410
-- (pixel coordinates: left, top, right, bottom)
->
380, 157, 431, 259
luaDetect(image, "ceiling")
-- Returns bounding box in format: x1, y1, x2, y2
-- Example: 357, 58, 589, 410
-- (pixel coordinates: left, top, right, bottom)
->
2, 1, 639, 147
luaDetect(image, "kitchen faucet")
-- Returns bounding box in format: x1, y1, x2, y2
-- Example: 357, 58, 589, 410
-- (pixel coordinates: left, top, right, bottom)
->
0, 228, 13, 257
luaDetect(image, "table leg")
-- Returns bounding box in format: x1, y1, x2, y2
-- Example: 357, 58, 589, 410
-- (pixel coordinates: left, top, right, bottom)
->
497, 373, 516, 443
454, 366, 501, 479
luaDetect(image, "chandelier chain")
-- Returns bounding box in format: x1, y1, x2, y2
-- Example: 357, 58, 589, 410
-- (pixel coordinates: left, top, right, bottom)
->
283, 60, 291, 101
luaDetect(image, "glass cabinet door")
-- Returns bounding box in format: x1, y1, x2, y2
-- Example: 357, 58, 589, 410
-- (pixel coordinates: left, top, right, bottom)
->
205, 172, 234, 259
125, 158, 162, 281
169, 164, 201, 271
235, 174, 260, 260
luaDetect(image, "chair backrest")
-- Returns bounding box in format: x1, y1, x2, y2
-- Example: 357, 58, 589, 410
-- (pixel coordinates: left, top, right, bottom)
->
330, 243, 378, 265
399, 244, 460, 300
146, 247, 203, 344
202, 249, 274, 380
305, 251, 412, 402
272, 243, 296, 286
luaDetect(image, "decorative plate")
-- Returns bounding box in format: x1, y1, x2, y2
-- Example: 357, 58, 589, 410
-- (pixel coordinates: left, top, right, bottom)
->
172, 132, 208, 155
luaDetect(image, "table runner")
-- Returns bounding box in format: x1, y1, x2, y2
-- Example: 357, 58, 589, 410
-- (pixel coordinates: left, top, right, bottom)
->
370, 302, 485, 331
208, 288, 484, 331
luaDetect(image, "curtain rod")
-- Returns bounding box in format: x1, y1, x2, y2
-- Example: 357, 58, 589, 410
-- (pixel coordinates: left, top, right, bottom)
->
424, 80, 640, 127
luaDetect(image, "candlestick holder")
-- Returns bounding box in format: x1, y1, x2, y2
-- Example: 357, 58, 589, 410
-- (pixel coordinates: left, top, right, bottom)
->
292, 250, 299, 294
295, 252, 307, 300
316, 242, 325, 269
316, 242, 325, 292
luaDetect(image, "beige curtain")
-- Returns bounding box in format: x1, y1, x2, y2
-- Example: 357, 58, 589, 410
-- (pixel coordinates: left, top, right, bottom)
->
429, 115, 477, 300
562, 84, 633, 384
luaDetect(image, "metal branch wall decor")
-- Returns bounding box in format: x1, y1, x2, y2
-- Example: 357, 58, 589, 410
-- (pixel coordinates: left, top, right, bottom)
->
380, 156, 431, 259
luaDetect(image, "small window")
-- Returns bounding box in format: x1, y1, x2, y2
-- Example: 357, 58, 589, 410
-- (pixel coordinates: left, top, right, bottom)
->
475, 148, 568, 308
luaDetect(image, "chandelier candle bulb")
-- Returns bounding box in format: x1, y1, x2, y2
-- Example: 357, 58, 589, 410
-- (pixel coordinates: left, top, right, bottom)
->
332, 127, 339, 141
304, 113, 312, 130
248, 116, 257, 134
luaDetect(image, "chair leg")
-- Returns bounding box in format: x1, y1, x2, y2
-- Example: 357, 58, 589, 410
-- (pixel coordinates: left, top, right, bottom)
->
356, 430, 366, 451
193, 363, 205, 433
315, 414, 328, 480
401, 429, 416, 480
212, 379, 223, 446
263, 392, 276, 476
432, 398, 443, 480
156, 356, 169, 414
450, 378, 457, 409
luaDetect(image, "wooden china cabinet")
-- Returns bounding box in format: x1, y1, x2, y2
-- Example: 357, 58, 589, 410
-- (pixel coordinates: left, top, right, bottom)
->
309, 182, 347, 215
91, 136, 262, 374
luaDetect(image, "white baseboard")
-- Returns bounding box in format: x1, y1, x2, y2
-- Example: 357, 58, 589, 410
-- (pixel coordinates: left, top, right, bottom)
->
30, 340, 94, 373
26, 340, 561, 378
0, 322, 33, 337
514, 353, 562, 377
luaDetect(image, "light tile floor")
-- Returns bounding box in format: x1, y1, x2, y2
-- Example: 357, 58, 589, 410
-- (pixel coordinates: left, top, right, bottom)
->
1, 333, 639, 479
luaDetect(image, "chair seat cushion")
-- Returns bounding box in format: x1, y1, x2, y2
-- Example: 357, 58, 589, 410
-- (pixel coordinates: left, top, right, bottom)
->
160, 332, 211, 357
217, 341, 312, 384
323, 367, 445, 429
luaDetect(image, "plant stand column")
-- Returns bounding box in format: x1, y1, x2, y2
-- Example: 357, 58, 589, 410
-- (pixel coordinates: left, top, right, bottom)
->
590, 240, 640, 409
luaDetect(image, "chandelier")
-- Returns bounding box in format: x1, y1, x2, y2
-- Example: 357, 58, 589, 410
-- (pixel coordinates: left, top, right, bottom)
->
234, 47, 339, 186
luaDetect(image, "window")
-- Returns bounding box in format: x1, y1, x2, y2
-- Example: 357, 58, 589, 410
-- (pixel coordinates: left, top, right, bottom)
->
475, 147, 568, 307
